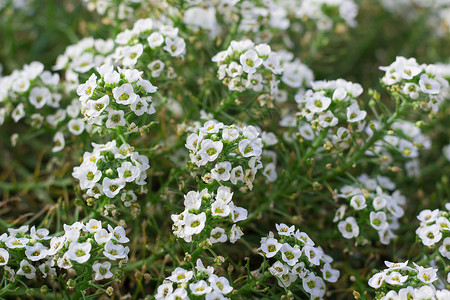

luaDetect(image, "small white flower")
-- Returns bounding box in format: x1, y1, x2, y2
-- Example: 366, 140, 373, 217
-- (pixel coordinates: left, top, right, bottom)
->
108, 224, 130, 243
280, 243, 301, 266
147, 32, 164, 48
260, 237, 282, 258
85, 219, 102, 233
67, 242, 91, 264
419, 73, 440, 94
275, 223, 295, 236
103, 241, 128, 260
189, 280, 212, 295
239, 139, 262, 157
102, 177, 126, 198
168, 268, 194, 283
350, 194, 367, 210
209, 227, 227, 244
117, 161, 140, 182
321, 263, 340, 283
0, 248, 9, 266
346, 103, 367, 123
92, 261, 113, 281
25, 243, 48, 261
306, 92, 331, 113
385, 271, 408, 285
105, 109, 126, 128
229, 224, 243, 243
240, 50, 263, 74
184, 212, 206, 236
368, 272, 385, 289
113, 83, 137, 105
370, 211, 389, 231
338, 217, 359, 239
211, 162, 232, 182
17, 259, 36, 279
209, 274, 233, 295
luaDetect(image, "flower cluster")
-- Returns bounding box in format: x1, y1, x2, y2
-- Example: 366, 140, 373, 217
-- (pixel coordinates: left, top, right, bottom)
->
77, 64, 156, 131
366, 120, 431, 170
53, 37, 115, 78
0, 220, 129, 286
155, 259, 234, 299
380, 56, 449, 112
72, 140, 149, 211
368, 260, 449, 299
0, 61, 61, 126
293, 0, 359, 31
277, 55, 314, 103
171, 186, 247, 244
416, 204, 450, 250
290, 79, 367, 150
185, 120, 265, 190
258, 224, 339, 298
114, 18, 186, 69
83, 0, 143, 21
212, 39, 282, 101
334, 174, 406, 245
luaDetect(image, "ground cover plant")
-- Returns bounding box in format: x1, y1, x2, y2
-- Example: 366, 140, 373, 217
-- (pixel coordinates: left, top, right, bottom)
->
0, 0, 450, 299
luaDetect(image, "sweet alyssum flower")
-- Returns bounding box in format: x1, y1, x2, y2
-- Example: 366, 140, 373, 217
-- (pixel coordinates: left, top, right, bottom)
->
258, 224, 339, 298
171, 186, 247, 244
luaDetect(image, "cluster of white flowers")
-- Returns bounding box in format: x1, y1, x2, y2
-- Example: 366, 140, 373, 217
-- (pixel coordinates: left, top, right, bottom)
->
366, 120, 431, 171
380, 56, 449, 112
185, 120, 267, 190
278, 0, 358, 31
416, 204, 450, 252
171, 186, 246, 244
72, 140, 149, 209
53, 37, 115, 79
368, 260, 450, 299
114, 18, 186, 69
77, 64, 156, 130
334, 174, 406, 245
258, 224, 339, 298
280, 79, 367, 149
277, 54, 314, 102
0, 220, 129, 283
83, 0, 144, 20
155, 259, 234, 300
0, 61, 61, 125
212, 39, 282, 100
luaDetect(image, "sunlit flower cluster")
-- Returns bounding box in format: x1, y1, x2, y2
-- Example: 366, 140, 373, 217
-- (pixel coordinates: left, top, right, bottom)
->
334, 174, 406, 245
185, 120, 265, 190
72, 140, 149, 211
212, 39, 282, 102
416, 204, 450, 250
155, 259, 234, 299
380, 56, 449, 112
171, 186, 247, 244
258, 224, 339, 298
0, 220, 129, 284
77, 64, 156, 131
368, 260, 449, 299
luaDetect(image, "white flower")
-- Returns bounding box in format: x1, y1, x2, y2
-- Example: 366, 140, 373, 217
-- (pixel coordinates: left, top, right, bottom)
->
85, 219, 102, 233
275, 223, 295, 236
189, 280, 212, 295
29, 87, 51, 109
302, 273, 325, 297
67, 242, 91, 263
103, 241, 128, 260
52, 132, 65, 152
417, 209, 440, 223
338, 217, 359, 239
147, 32, 164, 48
306, 92, 331, 113
385, 271, 408, 285
5, 237, 29, 249
155, 283, 173, 300
0, 248, 9, 266
108, 224, 130, 243
260, 237, 282, 258
240, 50, 263, 74
415, 265, 438, 284
148, 60, 165, 77
346, 103, 366, 122
200, 139, 223, 161
102, 177, 126, 198
112, 83, 137, 105
17, 259, 36, 279
47, 236, 65, 256
77, 74, 97, 101
163, 37, 186, 57
72, 162, 102, 190
229, 202, 247, 223
200, 120, 224, 134
230, 166, 244, 184
211, 200, 230, 217
246, 73, 263, 91
439, 237, 450, 259
239, 139, 262, 157
211, 162, 232, 182
417, 224, 442, 246
168, 268, 194, 283
303, 245, 323, 266
350, 194, 367, 210
419, 73, 440, 94
86, 95, 110, 117
280, 243, 301, 266
25, 243, 48, 261
226, 62, 243, 78
117, 161, 140, 182
321, 263, 340, 283
93, 261, 113, 281
229, 224, 243, 243
95, 229, 112, 244
184, 212, 206, 236
105, 109, 126, 128
209, 274, 233, 295
368, 272, 385, 289
209, 227, 227, 244
373, 196, 387, 210
30, 226, 50, 240
122, 44, 143, 66
370, 211, 389, 231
